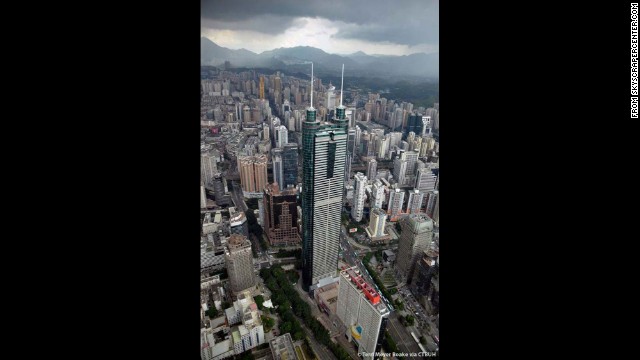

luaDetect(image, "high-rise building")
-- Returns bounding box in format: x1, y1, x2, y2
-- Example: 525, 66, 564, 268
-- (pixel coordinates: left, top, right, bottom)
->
432, 193, 439, 226
201, 151, 219, 186
387, 188, 405, 219
263, 183, 300, 246
344, 154, 352, 182
415, 165, 437, 193
407, 189, 424, 214
238, 155, 268, 194
259, 76, 265, 99
212, 174, 231, 206
371, 179, 386, 209
395, 214, 434, 283
225, 234, 255, 294
201, 183, 207, 209
347, 128, 357, 157
425, 190, 439, 218
230, 208, 249, 238
282, 143, 298, 188
351, 172, 367, 222
302, 63, 348, 289
277, 125, 288, 148
366, 207, 388, 239
272, 148, 284, 191
367, 159, 377, 181
411, 249, 438, 298
392, 158, 408, 186
336, 266, 390, 360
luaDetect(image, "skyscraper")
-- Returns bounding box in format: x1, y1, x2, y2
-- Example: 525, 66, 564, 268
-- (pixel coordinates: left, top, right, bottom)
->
239, 155, 268, 194
272, 148, 284, 190
387, 188, 405, 219
277, 125, 288, 148
415, 165, 438, 193
201, 151, 218, 186
371, 179, 386, 209
351, 172, 367, 222
263, 183, 300, 246
395, 214, 434, 283
407, 189, 424, 214
367, 207, 388, 239
336, 266, 390, 360
393, 158, 408, 186
367, 159, 377, 181
425, 190, 439, 218
282, 143, 298, 188
226, 234, 255, 294
302, 63, 348, 289
411, 249, 438, 298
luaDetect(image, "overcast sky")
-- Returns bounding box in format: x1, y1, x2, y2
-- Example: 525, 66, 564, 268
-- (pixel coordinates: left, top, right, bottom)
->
201, 0, 438, 56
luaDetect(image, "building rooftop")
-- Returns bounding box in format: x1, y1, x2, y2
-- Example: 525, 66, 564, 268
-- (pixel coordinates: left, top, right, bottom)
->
340, 266, 381, 306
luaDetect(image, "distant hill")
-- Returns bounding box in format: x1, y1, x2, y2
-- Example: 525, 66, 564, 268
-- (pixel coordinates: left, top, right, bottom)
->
201, 37, 438, 79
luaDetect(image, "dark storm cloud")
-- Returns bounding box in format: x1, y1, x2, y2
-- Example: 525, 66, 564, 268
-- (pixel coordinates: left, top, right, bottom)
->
201, 15, 305, 35
201, 0, 438, 46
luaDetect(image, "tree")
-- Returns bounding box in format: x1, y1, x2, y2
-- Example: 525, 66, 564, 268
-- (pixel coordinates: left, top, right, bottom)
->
395, 222, 402, 234
205, 307, 219, 318
254, 295, 265, 310
420, 335, 427, 345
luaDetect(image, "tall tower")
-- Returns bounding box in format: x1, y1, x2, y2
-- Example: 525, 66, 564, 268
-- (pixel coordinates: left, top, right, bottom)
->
407, 189, 424, 214
367, 158, 377, 180
302, 63, 348, 289
282, 143, 298, 188
395, 214, 434, 284
272, 148, 284, 191
351, 172, 367, 222
225, 234, 256, 294
259, 75, 265, 100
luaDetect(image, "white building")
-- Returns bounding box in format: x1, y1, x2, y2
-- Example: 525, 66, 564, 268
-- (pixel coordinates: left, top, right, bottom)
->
201, 328, 235, 360
351, 172, 367, 222
371, 179, 386, 209
387, 188, 405, 218
366, 208, 388, 239
337, 266, 390, 360
407, 189, 424, 214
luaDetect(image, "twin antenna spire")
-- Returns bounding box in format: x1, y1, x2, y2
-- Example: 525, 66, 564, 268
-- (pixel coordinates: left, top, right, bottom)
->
310, 62, 314, 109
340, 63, 344, 107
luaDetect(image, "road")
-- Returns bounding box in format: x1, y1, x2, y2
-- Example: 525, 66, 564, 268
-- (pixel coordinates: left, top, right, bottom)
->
339, 226, 429, 355
395, 286, 439, 351
230, 181, 248, 212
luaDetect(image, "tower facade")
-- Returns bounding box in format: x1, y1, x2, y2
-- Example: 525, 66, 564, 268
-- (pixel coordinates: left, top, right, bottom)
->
226, 234, 255, 294
282, 143, 298, 188
395, 214, 434, 284
407, 189, 424, 214
367, 158, 377, 180
351, 172, 367, 222
263, 184, 300, 246
337, 266, 390, 360
302, 63, 349, 289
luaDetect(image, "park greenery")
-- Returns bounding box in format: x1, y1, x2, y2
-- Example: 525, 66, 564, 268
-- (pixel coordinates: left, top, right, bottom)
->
260, 265, 351, 360
253, 295, 265, 310
274, 248, 302, 259
205, 307, 219, 318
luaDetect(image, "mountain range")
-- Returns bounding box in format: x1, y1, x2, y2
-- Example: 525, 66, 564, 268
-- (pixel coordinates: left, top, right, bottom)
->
201, 37, 438, 79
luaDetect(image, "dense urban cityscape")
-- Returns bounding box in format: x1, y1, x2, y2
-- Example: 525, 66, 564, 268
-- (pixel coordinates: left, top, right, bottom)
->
200, 2, 438, 359
200, 60, 439, 360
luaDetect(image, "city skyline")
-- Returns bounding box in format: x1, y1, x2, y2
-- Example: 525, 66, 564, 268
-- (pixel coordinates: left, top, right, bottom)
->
201, 0, 439, 56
